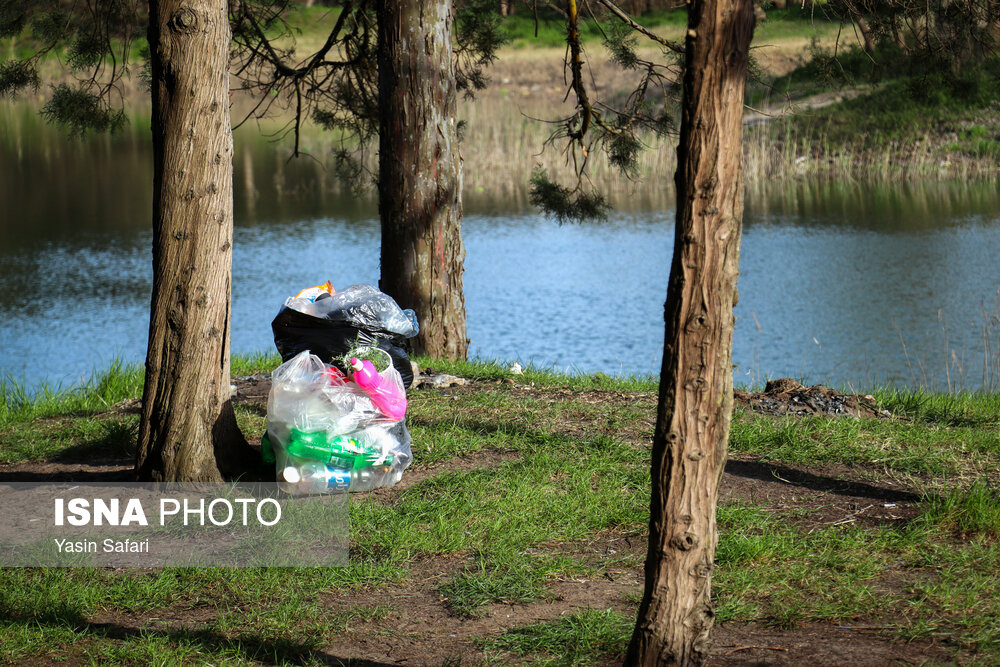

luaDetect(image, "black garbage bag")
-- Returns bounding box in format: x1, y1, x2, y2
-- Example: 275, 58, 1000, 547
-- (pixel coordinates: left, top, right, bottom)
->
271, 284, 417, 388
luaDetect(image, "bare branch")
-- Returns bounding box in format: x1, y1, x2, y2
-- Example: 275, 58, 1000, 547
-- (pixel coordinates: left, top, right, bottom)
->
593, 0, 684, 53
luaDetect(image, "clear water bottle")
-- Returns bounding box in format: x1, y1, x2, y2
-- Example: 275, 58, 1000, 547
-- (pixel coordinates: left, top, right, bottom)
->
279, 462, 382, 495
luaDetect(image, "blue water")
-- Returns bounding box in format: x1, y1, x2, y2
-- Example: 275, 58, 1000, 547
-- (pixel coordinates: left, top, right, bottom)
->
2, 196, 999, 391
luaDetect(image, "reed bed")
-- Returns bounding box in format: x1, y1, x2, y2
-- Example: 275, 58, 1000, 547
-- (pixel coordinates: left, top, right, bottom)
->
272, 93, 1000, 208
4, 77, 1000, 211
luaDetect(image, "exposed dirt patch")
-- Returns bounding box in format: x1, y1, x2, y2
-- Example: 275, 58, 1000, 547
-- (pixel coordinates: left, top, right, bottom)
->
722, 455, 923, 530
708, 622, 956, 666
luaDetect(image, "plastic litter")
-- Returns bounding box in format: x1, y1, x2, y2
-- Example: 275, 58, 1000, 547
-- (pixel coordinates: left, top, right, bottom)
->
272, 283, 418, 388
306, 284, 418, 339
279, 462, 389, 495
266, 282, 419, 494
350, 357, 407, 421
267, 350, 412, 495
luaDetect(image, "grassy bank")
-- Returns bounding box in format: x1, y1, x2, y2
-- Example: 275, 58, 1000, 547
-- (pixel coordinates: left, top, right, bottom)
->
1, 357, 999, 664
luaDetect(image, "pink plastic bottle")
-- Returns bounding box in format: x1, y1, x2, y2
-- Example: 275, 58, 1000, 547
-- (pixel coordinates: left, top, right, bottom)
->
350, 358, 407, 421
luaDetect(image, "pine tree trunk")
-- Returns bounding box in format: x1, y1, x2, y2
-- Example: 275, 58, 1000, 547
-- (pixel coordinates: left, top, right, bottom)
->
136, 0, 250, 481
855, 16, 876, 55
377, 0, 469, 360
624, 0, 754, 662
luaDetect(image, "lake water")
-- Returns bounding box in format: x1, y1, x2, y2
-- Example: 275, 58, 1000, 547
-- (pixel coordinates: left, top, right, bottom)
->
2, 105, 999, 391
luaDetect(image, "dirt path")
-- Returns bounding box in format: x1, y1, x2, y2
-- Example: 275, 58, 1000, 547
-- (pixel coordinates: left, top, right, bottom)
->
743, 87, 868, 126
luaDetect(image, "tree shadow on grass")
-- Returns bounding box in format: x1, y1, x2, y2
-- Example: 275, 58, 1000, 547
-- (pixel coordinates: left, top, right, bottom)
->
0, 468, 134, 482
2, 612, 398, 666
724, 459, 924, 503
52, 418, 137, 463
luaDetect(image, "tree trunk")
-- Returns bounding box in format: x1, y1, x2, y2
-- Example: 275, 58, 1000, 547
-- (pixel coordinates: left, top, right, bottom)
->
137, 0, 250, 481
376, 0, 469, 360
624, 0, 754, 662
855, 15, 876, 55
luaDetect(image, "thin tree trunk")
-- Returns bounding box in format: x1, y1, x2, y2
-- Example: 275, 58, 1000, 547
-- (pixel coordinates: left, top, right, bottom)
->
137, 0, 250, 481
376, 0, 469, 360
624, 0, 754, 662
855, 15, 876, 55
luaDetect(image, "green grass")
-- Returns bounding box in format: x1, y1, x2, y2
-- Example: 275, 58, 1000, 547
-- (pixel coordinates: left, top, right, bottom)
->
439, 550, 583, 617
483, 608, 634, 665
0, 351, 281, 464
495, 5, 833, 50
746, 43, 1000, 180
729, 408, 1000, 480
412, 354, 659, 392
0, 357, 143, 431
918, 481, 1000, 540
2, 359, 1000, 663
710, 494, 1000, 651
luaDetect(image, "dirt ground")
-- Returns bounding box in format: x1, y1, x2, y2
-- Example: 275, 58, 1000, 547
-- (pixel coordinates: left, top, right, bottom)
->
1, 376, 959, 665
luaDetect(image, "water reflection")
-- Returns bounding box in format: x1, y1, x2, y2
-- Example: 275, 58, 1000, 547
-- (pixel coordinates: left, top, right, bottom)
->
2, 103, 998, 391
747, 179, 1000, 230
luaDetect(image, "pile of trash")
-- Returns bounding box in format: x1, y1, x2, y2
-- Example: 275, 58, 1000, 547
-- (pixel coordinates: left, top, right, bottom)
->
263, 283, 418, 494
733, 378, 890, 419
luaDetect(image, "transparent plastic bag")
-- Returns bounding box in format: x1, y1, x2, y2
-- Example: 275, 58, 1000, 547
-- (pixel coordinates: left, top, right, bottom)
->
271, 282, 417, 387
274, 423, 412, 495
308, 284, 418, 338
283, 282, 336, 317
266, 351, 412, 495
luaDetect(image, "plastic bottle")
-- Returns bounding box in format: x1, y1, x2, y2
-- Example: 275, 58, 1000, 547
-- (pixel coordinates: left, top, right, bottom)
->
280, 463, 380, 495
284, 428, 394, 469
350, 358, 407, 421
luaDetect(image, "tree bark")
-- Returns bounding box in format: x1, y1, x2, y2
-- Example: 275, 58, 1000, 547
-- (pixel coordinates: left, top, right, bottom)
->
855, 15, 877, 55
624, 0, 754, 662
136, 0, 250, 481
377, 0, 469, 360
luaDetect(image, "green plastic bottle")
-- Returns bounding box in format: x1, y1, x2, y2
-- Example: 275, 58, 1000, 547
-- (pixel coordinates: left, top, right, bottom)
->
284, 428, 393, 470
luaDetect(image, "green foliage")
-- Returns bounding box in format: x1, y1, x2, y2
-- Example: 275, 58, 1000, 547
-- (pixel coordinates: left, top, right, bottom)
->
607, 131, 643, 178
2, 0, 145, 136
529, 169, 610, 224
498, 7, 687, 49
604, 22, 640, 71
0, 59, 39, 96
823, 0, 1000, 75
67, 32, 106, 72
455, 0, 509, 95
0, 1, 27, 37
336, 340, 392, 374
41, 84, 127, 136
29, 9, 73, 43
